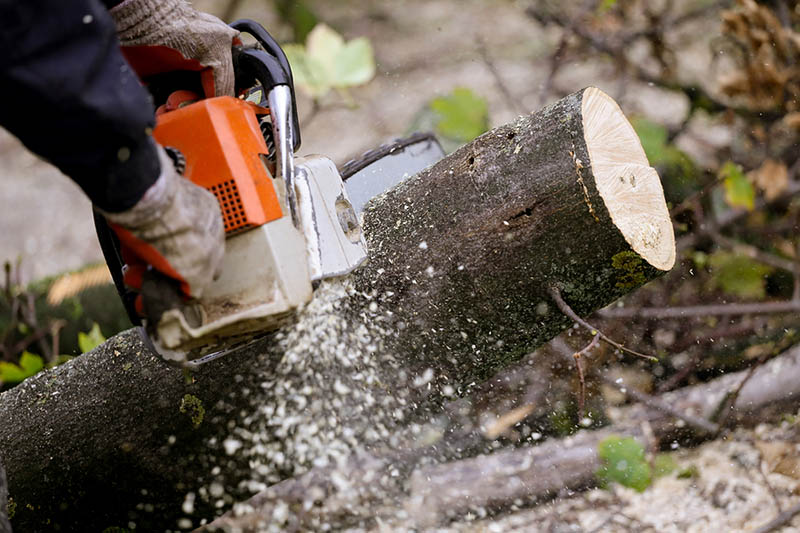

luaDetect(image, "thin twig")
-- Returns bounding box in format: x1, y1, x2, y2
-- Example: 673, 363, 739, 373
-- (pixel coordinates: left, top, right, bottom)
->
573, 333, 600, 419
476, 37, 525, 116
793, 231, 800, 302
549, 286, 657, 361
551, 337, 720, 435
708, 230, 797, 272
757, 460, 783, 514
596, 373, 720, 434
538, 34, 568, 107
599, 300, 800, 320
712, 351, 772, 428
752, 500, 800, 533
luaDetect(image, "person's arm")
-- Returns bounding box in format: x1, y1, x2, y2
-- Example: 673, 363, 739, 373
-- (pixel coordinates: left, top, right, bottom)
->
0, 0, 232, 300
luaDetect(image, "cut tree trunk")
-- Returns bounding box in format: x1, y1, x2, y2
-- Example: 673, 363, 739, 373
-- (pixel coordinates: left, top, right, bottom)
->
0, 87, 674, 532
359, 86, 674, 390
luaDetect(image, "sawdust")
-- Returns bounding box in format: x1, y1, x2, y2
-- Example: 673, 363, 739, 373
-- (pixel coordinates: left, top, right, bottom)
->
183, 279, 418, 531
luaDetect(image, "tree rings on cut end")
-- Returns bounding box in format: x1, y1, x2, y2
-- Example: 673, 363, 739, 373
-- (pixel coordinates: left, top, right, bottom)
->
581, 87, 676, 271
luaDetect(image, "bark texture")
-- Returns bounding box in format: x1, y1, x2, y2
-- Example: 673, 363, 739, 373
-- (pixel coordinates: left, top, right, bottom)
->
0, 89, 671, 531
0, 458, 10, 533
359, 88, 663, 388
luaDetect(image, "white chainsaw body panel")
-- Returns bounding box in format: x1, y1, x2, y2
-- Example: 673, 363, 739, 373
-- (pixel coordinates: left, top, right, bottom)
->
152, 155, 367, 362
295, 155, 368, 281
154, 215, 313, 361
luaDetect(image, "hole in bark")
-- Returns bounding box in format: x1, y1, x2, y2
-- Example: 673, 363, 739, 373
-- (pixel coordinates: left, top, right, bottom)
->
509, 207, 534, 220
507, 132, 516, 140
468, 155, 475, 166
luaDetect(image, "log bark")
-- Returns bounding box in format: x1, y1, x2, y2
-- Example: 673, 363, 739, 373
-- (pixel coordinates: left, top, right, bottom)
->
0, 459, 10, 533
359, 86, 673, 389
0, 88, 673, 531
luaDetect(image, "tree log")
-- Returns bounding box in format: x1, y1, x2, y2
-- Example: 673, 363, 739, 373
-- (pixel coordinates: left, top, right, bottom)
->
0, 88, 674, 531
359, 86, 674, 389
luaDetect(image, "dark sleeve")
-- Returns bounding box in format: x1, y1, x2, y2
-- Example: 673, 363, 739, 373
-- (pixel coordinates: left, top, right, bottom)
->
100, 0, 125, 9
0, 0, 159, 212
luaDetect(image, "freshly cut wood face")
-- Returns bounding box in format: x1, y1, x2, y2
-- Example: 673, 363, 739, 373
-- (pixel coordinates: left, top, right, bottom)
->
582, 87, 676, 271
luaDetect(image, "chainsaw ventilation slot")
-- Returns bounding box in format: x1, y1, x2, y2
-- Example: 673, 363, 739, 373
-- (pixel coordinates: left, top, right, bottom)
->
209, 180, 253, 234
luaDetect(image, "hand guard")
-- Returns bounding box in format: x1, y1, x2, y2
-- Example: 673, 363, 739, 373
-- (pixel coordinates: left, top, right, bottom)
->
110, 0, 239, 96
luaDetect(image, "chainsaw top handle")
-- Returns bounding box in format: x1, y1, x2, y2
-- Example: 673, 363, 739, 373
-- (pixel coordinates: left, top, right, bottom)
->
230, 19, 301, 151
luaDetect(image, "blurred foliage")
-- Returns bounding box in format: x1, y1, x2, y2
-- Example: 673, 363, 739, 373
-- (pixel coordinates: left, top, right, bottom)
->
78, 323, 107, 354
0, 351, 43, 385
274, 0, 318, 42
1, 262, 128, 390
284, 23, 375, 100
431, 88, 490, 144
707, 251, 772, 300
719, 161, 754, 211
652, 453, 677, 478
632, 117, 697, 204
409, 87, 490, 153
596, 435, 651, 492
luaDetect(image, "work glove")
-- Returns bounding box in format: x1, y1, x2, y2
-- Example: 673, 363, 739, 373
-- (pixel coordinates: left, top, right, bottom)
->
99, 145, 225, 313
110, 0, 239, 97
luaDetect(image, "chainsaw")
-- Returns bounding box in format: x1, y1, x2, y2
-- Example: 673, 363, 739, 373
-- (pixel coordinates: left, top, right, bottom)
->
94, 20, 444, 366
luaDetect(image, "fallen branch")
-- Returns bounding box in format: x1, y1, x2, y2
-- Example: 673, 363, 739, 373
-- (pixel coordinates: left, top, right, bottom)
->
403, 341, 800, 526
200, 340, 800, 531
598, 300, 800, 320
753, 500, 800, 533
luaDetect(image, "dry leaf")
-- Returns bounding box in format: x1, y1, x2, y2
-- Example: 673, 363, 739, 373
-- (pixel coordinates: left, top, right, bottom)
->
47, 264, 113, 305
756, 440, 800, 479
749, 158, 788, 201
784, 112, 800, 130
483, 404, 535, 439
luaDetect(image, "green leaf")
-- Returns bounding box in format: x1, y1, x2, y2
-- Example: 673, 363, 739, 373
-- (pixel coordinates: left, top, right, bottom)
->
47, 354, 75, 369
275, 0, 318, 42
285, 24, 375, 99
0, 351, 44, 384
597, 435, 652, 492
597, 0, 618, 13
633, 118, 668, 160
333, 37, 376, 87
720, 161, 754, 211
708, 251, 772, 299
653, 453, 678, 478
430, 88, 489, 143
632, 117, 695, 173
78, 322, 106, 353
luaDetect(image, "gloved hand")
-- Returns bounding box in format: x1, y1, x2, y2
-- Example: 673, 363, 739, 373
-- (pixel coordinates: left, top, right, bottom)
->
110, 0, 239, 97
99, 145, 225, 310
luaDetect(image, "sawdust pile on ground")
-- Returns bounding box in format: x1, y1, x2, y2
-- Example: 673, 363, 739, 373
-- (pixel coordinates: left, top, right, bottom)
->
436, 424, 800, 533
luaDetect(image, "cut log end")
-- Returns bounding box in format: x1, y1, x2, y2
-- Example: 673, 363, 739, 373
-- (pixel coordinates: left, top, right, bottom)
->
582, 87, 676, 271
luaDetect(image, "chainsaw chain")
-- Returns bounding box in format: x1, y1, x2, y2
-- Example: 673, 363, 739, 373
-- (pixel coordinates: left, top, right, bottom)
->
339, 132, 439, 181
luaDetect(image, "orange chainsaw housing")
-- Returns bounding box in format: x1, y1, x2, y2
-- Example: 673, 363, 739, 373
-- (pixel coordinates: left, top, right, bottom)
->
153, 96, 282, 234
